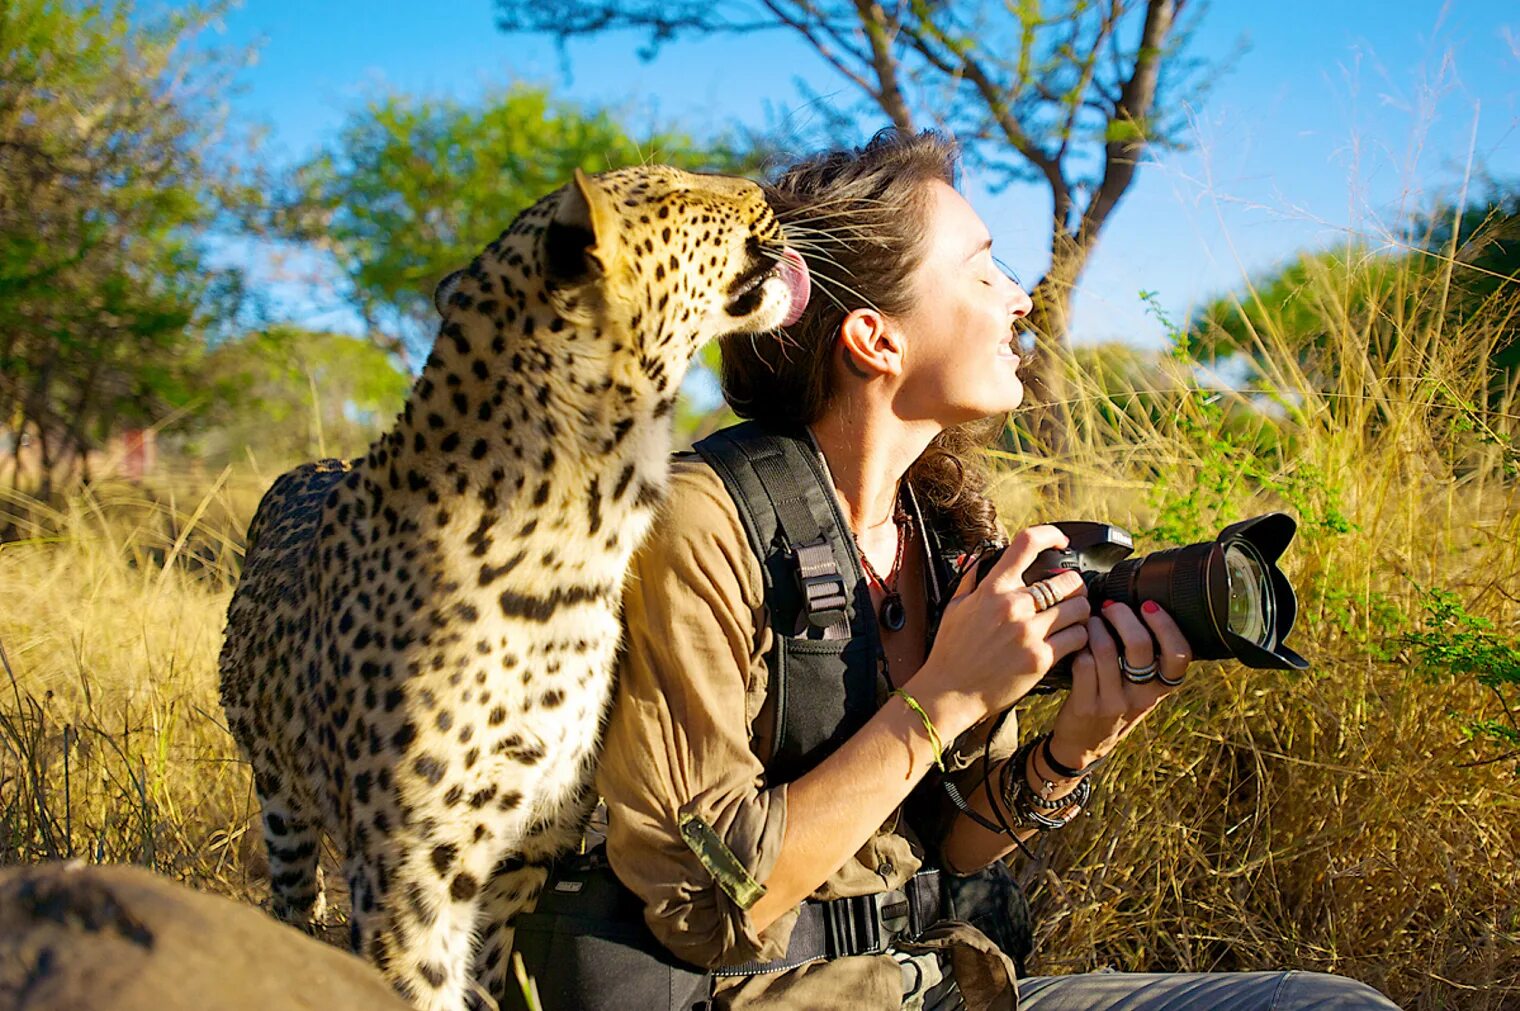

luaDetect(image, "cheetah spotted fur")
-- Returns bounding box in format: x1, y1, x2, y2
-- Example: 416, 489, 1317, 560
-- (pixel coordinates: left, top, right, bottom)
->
219, 166, 809, 1011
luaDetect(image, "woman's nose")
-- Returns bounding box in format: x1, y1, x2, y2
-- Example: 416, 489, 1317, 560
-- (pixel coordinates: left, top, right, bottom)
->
1008, 281, 1033, 319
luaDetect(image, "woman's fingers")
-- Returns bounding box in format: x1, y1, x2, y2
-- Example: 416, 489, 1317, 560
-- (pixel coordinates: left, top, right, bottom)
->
1098, 600, 1157, 676
1047, 621, 1090, 662
985, 525, 1069, 593
1083, 612, 1122, 703
1139, 602, 1192, 689
1023, 570, 1086, 618
1036, 593, 1092, 634
951, 551, 984, 600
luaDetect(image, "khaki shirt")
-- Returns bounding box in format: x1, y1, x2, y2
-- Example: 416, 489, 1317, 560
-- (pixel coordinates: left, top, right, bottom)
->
597, 460, 1020, 1010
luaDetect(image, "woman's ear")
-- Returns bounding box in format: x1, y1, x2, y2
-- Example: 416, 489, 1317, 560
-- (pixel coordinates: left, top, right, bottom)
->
838, 308, 904, 379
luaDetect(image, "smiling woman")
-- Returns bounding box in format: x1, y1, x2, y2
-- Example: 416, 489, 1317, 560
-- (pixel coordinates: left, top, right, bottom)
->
546, 129, 1408, 1011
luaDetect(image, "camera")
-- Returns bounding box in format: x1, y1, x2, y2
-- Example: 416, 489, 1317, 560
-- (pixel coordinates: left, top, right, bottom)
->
969, 513, 1308, 693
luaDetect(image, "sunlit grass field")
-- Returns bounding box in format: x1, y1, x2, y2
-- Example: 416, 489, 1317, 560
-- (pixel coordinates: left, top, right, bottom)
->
2, 251, 1517, 1008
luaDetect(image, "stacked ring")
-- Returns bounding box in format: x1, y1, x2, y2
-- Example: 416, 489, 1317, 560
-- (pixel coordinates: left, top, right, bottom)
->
1156, 669, 1185, 687
1028, 580, 1058, 612
1119, 656, 1158, 684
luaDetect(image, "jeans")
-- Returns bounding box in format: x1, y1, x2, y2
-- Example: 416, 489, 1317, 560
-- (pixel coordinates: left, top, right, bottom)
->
922, 970, 1403, 1010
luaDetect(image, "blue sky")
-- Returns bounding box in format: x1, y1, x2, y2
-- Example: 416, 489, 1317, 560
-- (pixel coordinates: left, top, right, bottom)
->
204, 1, 1519, 348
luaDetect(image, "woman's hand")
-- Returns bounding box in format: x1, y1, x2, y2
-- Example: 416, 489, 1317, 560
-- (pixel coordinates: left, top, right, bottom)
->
1046, 599, 1194, 771
907, 525, 1091, 734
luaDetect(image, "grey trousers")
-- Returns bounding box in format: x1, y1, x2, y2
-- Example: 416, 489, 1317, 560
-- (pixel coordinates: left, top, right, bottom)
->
923, 970, 1403, 1010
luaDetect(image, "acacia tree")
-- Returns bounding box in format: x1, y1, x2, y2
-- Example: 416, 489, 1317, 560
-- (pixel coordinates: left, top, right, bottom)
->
494, 0, 1218, 438
278, 85, 758, 366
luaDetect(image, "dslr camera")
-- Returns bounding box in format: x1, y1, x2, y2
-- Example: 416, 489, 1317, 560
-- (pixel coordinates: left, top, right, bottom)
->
970, 512, 1309, 693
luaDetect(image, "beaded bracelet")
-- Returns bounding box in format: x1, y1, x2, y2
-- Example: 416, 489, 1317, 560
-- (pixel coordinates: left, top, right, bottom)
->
999, 738, 1093, 830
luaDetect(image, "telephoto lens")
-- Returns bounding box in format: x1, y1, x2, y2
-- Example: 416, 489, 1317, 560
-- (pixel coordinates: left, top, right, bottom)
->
969, 513, 1308, 694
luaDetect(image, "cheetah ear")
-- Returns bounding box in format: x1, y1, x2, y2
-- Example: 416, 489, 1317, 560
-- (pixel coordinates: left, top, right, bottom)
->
433, 270, 465, 316
544, 168, 620, 299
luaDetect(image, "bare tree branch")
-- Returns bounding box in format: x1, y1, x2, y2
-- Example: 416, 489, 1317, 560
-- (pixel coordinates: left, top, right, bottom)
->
1074, 0, 1175, 252
755, 1, 881, 109
851, 0, 916, 132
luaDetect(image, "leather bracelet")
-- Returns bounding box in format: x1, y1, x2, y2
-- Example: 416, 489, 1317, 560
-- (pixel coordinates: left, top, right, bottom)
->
999, 740, 1092, 829
1040, 733, 1103, 779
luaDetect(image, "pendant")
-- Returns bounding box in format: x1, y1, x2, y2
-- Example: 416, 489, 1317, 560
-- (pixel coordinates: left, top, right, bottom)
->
880, 593, 906, 632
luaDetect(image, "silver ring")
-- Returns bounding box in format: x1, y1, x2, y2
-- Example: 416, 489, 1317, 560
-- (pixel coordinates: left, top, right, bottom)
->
1119, 656, 1159, 683
1156, 669, 1185, 687
1028, 580, 1057, 612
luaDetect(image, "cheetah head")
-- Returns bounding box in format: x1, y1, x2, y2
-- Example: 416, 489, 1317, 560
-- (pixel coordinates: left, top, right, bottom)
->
439, 165, 809, 396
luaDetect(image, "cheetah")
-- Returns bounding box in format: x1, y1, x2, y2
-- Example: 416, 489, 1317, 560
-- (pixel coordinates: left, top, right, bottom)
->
219, 166, 810, 1011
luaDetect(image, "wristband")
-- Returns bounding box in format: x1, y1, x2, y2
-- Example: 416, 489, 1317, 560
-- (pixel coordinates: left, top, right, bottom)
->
891, 689, 945, 772
1040, 733, 1103, 779
1000, 738, 1092, 831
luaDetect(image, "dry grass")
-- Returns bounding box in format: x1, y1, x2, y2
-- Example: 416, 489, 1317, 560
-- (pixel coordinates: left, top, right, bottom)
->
996, 252, 1520, 1007
0, 469, 274, 897
1, 253, 1516, 1008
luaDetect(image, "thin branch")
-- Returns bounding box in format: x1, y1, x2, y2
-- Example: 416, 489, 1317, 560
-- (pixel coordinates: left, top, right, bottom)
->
1055, 0, 1121, 161
851, 0, 917, 132
757, 1, 880, 107
899, 13, 1075, 235
1074, 0, 1175, 251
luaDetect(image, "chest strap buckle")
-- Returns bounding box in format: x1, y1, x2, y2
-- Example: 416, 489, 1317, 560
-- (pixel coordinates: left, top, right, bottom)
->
793, 537, 848, 629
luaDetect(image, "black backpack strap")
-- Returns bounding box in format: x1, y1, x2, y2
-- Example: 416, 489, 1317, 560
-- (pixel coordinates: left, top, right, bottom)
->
693, 422, 882, 779
693, 421, 856, 637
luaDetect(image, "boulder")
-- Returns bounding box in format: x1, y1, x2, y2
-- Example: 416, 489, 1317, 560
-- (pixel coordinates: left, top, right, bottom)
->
0, 862, 412, 1011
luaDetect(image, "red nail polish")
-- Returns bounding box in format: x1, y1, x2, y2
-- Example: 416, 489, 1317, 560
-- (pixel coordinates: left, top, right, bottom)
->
1142, 600, 1160, 614
1101, 600, 1117, 608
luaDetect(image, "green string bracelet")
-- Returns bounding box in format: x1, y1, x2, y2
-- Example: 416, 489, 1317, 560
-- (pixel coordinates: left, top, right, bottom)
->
891, 689, 946, 772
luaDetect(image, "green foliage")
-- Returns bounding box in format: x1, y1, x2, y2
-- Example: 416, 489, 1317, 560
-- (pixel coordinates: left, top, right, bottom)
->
1141, 390, 1353, 548
188, 327, 409, 467
0, 0, 253, 495
1405, 588, 1520, 773
1186, 188, 1519, 412
279, 84, 758, 363
1131, 291, 1353, 546
1183, 246, 1433, 366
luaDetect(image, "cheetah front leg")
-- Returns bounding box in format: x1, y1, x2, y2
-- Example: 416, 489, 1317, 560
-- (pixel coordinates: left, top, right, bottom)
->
472, 783, 597, 1003
351, 832, 498, 1011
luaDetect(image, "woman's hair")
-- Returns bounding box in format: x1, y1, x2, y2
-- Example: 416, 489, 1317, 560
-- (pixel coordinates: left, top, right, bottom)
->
719, 129, 1004, 548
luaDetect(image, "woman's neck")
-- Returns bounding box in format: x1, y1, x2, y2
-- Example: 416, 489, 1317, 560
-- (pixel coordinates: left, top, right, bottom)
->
809, 406, 940, 534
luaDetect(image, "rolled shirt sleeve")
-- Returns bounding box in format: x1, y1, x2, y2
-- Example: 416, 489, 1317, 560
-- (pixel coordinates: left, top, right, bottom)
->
597, 461, 797, 969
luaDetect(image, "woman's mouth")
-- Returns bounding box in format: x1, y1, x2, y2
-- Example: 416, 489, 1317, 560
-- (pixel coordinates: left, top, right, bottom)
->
997, 338, 1020, 361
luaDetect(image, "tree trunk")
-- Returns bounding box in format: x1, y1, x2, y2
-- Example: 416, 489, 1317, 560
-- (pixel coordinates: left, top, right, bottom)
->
1021, 236, 1085, 460
35, 419, 54, 503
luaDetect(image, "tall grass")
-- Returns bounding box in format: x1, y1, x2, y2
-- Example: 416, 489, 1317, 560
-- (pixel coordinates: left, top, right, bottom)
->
0, 472, 272, 896
0, 250, 1515, 1008
998, 246, 1520, 1007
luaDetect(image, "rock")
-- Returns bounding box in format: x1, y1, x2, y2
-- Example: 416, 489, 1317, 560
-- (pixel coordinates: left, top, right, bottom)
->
0, 862, 413, 1011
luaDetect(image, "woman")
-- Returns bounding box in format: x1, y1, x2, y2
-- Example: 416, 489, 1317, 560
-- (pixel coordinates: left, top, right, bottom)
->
594, 131, 1399, 1010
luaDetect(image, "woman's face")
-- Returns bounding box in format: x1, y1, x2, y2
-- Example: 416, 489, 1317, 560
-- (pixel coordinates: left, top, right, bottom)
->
890, 181, 1032, 425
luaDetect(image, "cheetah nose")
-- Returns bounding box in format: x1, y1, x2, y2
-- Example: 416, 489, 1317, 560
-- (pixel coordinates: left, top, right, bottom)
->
779, 248, 810, 328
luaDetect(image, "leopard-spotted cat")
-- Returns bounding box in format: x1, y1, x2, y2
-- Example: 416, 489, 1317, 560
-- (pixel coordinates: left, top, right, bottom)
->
219, 166, 810, 1011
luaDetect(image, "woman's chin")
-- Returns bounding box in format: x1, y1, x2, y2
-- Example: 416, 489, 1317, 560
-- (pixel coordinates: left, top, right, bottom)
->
996, 376, 1024, 412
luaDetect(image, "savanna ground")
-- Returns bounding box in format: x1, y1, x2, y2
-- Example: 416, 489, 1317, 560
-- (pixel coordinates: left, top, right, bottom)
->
3, 256, 1518, 1010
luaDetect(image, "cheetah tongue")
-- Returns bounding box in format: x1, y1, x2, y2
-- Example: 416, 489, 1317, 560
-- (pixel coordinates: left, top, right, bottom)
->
778, 248, 810, 328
